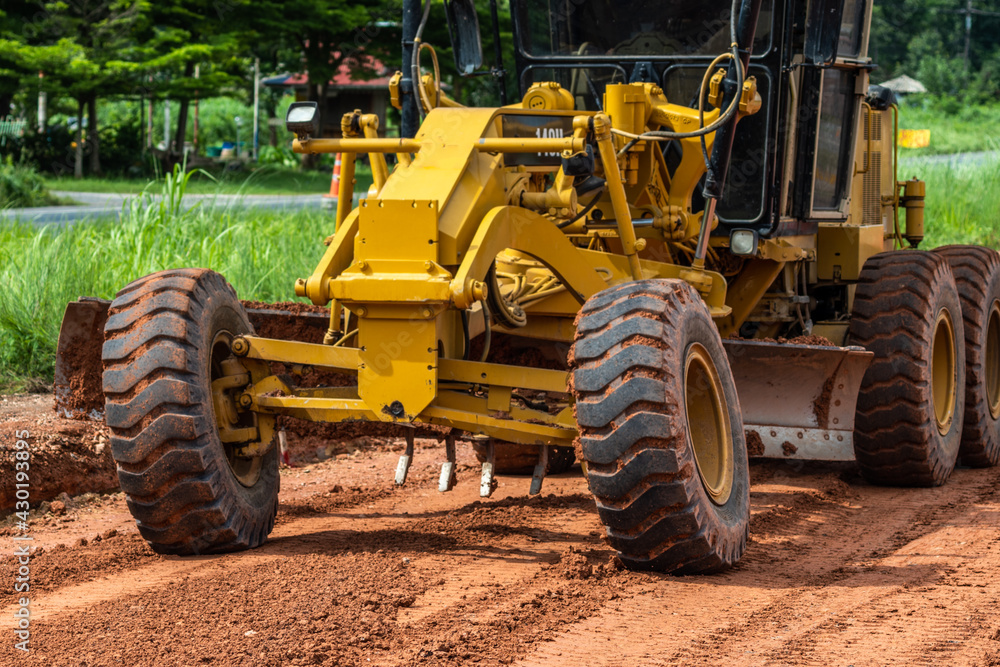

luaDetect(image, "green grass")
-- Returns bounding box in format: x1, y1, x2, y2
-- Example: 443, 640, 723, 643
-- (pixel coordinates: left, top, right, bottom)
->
912, 155, 1000, 248
0, 167, 335, 391
897, 102, 1000, 157
42, 164, 374, 197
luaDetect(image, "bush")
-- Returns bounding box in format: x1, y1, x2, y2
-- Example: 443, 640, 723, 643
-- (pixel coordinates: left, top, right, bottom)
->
98, 114, 153, 177
7, 125, 76, 175
257, 144, 298, 168
0, 160, 61, 208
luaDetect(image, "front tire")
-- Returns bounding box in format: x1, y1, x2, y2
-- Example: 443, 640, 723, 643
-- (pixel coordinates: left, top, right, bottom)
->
849, 251, 965, 486
102, 268, 279, 555
570, 280, 749, 574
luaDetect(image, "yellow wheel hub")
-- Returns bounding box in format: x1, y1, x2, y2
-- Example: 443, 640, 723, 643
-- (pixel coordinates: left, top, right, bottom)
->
987, 302, 1000, 420
211, 331, 265, 487
684, 343, 734, 505
932, 309, 958, 434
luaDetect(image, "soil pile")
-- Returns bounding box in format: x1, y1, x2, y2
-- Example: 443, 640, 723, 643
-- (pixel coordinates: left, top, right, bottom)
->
0, 411, 116, 511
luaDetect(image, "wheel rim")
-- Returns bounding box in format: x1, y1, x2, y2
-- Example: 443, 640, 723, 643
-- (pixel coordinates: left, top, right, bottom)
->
210, 331, 264, 487
932, 309, 958, 434
684, 342, 734, 505
987, 302, 1000, 419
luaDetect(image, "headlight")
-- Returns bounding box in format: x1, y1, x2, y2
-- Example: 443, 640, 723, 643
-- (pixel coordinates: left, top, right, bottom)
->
285, 102, 320, 138
730, 229, 758, 256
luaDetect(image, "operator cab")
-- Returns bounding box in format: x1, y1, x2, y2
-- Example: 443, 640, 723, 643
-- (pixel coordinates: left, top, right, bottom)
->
508, 0, 874, 236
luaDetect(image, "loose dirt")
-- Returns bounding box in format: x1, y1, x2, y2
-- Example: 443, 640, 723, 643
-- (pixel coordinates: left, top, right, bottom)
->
0, 397, 115, 510
3, 391, 1000, 665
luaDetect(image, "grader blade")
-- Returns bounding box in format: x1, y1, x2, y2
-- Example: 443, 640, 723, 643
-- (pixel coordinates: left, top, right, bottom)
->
54, 298, 111, 418
722, 340, 873, 461
54, 297, 330, 418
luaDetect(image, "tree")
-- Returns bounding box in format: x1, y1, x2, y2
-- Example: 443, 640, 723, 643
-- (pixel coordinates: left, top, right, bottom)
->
248, 0, 373, 158
872, 0, 1000, 97
0, 2, 38, 118
0, 1, 148, 176
138, 0, 247, 159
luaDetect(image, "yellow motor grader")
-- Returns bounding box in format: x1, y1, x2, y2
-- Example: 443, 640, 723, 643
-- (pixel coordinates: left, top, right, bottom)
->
59, 0, 1000, 573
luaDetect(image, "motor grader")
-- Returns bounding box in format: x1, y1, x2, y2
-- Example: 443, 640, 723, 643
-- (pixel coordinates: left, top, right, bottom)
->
57, 0, 1000, 573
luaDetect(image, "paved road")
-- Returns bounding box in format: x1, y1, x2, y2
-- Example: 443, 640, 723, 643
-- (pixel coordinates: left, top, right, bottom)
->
4, 150, 993, 225
900, 149, 999, 168
1, 190, 339, 225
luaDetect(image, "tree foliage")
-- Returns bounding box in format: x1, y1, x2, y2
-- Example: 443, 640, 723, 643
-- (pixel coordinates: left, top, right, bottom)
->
871, 0, 1000, 99
1, 0, 996, 178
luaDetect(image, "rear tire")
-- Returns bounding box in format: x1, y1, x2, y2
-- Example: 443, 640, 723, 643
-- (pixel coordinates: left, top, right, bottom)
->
849, 251, 965, 486
570, 279, 749, 574
102, 268, 279, 555
934, 245, 1000, 467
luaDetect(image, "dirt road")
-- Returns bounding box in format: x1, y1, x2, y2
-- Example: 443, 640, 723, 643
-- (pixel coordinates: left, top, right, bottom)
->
3, 396, 1000, 666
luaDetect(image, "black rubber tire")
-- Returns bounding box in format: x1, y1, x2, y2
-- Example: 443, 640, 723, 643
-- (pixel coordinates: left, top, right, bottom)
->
472, 442, 576, 475
102, 268, 279, 555
570, 279, 749, 574
849, 251, 966, 486
934, 245, 1000, 467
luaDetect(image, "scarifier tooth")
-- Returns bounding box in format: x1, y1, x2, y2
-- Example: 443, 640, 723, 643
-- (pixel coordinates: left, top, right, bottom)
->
395, 431, 415, 486
480, 438, 497, 498
529, 446, 548, 495
278, 430, 289, 466
438, 434, 457, 492
438, 462, 456, 492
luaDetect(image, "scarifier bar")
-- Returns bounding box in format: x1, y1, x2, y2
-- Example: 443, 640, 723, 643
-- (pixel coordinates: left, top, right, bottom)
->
723, 339, 873, 461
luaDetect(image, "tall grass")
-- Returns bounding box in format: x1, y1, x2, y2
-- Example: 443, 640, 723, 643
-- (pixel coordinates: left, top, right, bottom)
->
43, 163, 375, 196
913, 157, 1000, 248
897, 102, 1000, 157
0, 166, 334, 389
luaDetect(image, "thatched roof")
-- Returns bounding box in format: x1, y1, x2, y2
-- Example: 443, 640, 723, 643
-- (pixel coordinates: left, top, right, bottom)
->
880, 75, 927, 94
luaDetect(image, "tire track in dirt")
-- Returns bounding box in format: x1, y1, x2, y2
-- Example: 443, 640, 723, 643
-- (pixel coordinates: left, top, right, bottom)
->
10, 439, 1000, 666
398, 554, 548, 624
747, 494, 1000, 665
7, 471, 621, 666
515, 465, 1000, 667
661, 466, 1000, 666
396, 497, 602, 626
5, 551, 285, 623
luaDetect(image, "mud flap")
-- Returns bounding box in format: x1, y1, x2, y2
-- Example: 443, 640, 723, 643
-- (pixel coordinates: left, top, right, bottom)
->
54, 298, 330, 418
722, 340, 873, 461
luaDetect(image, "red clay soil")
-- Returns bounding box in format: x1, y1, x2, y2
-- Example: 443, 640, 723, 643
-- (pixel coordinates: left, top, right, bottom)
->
735, 334, 838, 347
471, 332, 570, 371
745, 429, 765, 456
0, 407, 117, 511
242, 299, 330, 345
5, 437, 1000, 665
53, 344, 105, 418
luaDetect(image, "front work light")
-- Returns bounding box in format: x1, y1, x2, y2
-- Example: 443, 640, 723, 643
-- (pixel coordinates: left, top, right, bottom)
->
730, 229, 759, 256
285, 102, 321, 139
